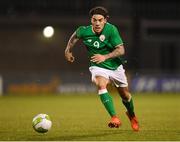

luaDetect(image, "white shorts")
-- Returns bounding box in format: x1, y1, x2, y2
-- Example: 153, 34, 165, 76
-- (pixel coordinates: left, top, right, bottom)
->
89, 65, 128, 87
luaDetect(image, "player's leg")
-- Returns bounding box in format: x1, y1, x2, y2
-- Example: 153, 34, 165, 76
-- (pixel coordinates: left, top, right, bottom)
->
117, 87, 134, 116
110, 65, 139, 131
94, 76, 121, 128
117, 87, 139, 131
89, 66, 121, 128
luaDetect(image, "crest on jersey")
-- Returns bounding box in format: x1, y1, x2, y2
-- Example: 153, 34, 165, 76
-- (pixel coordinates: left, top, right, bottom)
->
99, 35, 105, 42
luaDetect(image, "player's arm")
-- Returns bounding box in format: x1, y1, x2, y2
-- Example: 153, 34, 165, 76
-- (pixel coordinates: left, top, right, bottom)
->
91, 44, 125, 64
104, 44, 125, 59
65, 31, 79, 62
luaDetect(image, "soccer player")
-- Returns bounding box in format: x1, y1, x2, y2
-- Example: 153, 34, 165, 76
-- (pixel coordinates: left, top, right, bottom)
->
65, 6, 139, 131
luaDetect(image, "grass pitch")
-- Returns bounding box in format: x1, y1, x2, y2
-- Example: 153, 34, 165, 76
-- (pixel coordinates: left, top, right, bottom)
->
0, 93, 180, 141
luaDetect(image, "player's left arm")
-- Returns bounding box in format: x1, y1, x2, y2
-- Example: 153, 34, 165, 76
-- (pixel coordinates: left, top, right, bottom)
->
91, 44, 125, 64
104, 44, 125, 59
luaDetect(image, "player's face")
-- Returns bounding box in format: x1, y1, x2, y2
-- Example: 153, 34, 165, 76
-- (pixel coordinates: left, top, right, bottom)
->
91, 14, 107, 34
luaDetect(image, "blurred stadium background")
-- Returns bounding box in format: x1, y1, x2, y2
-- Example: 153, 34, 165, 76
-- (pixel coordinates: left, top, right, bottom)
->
0, 0, 180, 94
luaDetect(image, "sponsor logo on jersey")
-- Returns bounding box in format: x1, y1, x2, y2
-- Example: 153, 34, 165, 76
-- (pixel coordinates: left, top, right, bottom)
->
99, 35, 105, 42
87, 39, 92, 42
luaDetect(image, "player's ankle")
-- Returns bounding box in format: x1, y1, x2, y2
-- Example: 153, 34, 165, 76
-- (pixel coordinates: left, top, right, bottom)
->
111, 115, 117, 118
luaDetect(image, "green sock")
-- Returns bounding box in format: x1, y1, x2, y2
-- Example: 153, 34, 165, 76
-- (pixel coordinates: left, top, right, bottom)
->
122, 98, 135, 116
99, 91, 116, 117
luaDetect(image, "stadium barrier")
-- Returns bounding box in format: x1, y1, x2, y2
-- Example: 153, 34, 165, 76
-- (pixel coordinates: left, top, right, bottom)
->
0, 72, 180, 95
131, 74, 180, 92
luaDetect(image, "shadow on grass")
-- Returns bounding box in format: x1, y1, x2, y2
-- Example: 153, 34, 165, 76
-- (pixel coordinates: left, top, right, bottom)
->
27, 129, 134, 141
25, 129, 180, 141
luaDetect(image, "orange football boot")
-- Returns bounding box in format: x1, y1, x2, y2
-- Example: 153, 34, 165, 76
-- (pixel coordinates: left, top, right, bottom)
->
126, 112, 139, 131
108, 116, 121, 128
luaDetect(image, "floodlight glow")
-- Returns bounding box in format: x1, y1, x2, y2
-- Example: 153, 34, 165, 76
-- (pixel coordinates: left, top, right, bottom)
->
43, 26, 54, 38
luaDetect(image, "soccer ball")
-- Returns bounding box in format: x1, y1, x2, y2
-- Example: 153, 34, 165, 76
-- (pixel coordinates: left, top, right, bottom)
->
32, 113, 52, 133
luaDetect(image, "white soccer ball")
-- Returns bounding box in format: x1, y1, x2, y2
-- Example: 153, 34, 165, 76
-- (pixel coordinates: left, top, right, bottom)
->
32, 113, 52, 133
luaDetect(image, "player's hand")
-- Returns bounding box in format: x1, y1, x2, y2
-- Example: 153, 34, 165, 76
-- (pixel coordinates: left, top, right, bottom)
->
91, 54, 106, 64
65, 51, 75, 63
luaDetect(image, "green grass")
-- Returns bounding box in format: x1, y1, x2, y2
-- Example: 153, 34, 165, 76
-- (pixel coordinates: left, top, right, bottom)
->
0, 93, 180, 141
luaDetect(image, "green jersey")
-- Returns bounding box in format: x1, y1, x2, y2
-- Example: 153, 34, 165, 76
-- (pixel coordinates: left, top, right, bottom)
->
76, 22, 124, 70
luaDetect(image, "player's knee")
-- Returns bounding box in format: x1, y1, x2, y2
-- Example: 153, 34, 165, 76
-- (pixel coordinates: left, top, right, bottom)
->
95, 81, 106, 89
98, 80, 108, 89
93, 76, 108, 89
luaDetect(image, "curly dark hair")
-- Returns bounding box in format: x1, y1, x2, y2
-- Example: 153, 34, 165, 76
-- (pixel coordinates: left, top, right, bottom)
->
89, 6, 109, 19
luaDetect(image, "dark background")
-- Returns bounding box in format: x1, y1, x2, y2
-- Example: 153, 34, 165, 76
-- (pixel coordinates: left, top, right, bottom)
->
0, 0, 180, 77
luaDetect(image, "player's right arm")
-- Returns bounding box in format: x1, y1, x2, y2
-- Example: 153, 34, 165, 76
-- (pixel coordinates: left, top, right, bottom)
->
65, 31, 79, 63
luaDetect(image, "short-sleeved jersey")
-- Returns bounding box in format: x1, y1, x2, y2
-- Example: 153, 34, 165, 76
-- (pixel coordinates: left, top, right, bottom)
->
76, 22, 124, 70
